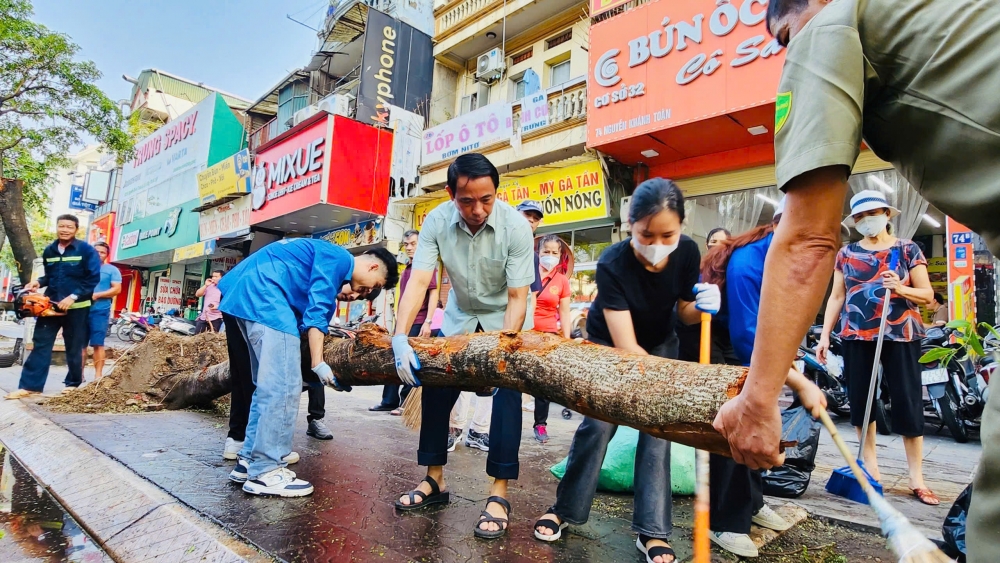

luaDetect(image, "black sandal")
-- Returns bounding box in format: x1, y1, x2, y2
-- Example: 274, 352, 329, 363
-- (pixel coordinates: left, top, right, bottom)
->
636, 534, 675, 563
533, 506, 568, 542
473, 495, 511, 539
394, 475, 450, 511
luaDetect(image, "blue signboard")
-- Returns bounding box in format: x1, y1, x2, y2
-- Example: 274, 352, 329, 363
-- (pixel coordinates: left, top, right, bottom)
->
69, 185, 97, 212
951, 232, 973, 245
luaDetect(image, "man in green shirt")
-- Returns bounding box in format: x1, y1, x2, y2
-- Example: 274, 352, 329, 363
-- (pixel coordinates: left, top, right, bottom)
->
711, 1, 1000, 560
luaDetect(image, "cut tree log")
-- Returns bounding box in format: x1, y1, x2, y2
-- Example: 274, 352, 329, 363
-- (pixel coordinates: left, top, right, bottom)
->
325, 326, 750, 456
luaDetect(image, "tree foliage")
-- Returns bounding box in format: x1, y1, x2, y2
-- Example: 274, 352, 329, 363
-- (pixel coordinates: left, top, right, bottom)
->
0, 0, 133, 281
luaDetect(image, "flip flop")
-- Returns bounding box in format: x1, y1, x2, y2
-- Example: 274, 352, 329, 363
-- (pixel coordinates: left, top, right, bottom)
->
912, 488, 940, 506
390, 407, 403, 416
636, 534, 675, 563
4, 389, 40, 400
394, 475, 450, 511
474, 496, 511, 539
533, 508, 568, 542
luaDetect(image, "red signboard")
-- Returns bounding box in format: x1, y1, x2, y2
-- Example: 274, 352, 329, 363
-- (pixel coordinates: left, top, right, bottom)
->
250, 118, 328, 223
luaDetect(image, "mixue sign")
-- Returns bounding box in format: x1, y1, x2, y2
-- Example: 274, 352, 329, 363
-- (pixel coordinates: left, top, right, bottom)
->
588, 0, 786, 146
252, 120, 327, 211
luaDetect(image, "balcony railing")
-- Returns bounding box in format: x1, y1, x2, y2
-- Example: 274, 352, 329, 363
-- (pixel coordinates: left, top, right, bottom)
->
437, 0, 499, 37
249, 119, 278, 152
511, 78, 587, 134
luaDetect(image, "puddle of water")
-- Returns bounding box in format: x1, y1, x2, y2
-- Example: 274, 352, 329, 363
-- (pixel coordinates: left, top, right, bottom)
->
0, 445, 106, 562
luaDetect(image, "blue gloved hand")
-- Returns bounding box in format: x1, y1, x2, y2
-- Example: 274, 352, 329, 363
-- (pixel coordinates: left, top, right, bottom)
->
693, 283, 721, 315
391, 333, 422, 387
313, 362, 351, 392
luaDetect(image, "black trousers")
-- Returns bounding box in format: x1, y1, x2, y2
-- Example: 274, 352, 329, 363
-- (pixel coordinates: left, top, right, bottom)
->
225, 313, 325, 442
379, 323, 423, 408
843, 339, 924, 437
417, 324, 522, 480
709, 454, 764, 533
195, 318, 222, 334
19, 307, 89, 391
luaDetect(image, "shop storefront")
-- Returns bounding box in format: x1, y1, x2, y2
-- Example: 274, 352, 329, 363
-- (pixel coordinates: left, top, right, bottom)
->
587, 0, 1000, 325
112, 92, 246, 312
88, 211, 140, 314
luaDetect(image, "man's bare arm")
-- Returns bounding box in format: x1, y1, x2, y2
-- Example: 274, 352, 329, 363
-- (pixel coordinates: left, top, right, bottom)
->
714, 165, 848, 469
394, 270, 434, 336
503, 286, 529, 331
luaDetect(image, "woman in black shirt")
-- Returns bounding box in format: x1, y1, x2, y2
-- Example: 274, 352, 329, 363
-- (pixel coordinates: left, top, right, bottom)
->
532, 178, 721, 563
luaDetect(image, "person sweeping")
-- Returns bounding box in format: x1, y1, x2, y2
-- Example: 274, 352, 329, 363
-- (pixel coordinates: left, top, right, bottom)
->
390, 153, 535, 539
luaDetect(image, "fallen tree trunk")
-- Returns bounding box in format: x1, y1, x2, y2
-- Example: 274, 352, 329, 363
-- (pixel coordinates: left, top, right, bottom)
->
325, 327, 749, 456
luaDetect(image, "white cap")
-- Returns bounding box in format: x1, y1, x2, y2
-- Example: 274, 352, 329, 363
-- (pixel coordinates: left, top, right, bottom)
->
843, 190, 900, 227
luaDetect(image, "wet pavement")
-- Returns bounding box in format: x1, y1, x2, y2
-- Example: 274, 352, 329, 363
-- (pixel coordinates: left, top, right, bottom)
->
0, 445, 109, 563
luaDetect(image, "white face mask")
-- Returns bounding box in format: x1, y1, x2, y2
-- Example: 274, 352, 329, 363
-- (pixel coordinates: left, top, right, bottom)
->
539, 255, 559, 271
855, 214, 888, 238
631, 237, 677, 266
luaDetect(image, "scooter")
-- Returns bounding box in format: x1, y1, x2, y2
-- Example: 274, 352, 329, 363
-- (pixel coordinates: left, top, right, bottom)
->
799, 326, 851, 417
160, 314, 197, 336
919, 326, 981, 443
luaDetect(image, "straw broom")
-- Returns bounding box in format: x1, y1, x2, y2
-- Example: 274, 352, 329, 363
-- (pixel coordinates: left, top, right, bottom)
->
401, 386, 423, 430
817, 409, 954, 563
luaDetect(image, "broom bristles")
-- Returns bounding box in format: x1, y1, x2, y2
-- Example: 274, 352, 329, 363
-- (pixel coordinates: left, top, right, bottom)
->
401, 387, 422, 431
867, 492, 954, 563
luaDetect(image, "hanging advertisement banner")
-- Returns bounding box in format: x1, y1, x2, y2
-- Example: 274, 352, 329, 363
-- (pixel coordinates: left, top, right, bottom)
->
519, 92, 550, 134
421, 102, 513, 165
87, 213, 116, 246
197, 148, 252, 206
154, 278, 183, 310
588, 0, 785, 146
388, 105, 424, 200
173, 240, 217, 262
946, 216, 976, 323
496, 161, 609, 227
357, 9, 433, 127
414, 195, 451, 229
199, 196, 252, 240
314, 220, 383, 250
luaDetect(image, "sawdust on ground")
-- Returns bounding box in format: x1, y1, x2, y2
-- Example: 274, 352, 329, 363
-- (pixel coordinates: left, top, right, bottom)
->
44, 331, 229, 414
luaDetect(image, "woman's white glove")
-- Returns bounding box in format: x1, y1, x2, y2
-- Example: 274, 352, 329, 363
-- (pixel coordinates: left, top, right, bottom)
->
693, 283, 721, 315
392, 334, 422, 387
313, 362, 351, 392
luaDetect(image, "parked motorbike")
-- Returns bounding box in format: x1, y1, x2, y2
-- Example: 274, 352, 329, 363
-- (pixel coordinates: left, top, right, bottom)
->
918, 326, 988, 443
799, 326, 851, 417
160, 314, 197, 336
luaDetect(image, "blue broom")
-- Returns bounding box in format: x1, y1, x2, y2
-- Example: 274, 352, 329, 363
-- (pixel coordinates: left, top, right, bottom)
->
825, 247, 898, 504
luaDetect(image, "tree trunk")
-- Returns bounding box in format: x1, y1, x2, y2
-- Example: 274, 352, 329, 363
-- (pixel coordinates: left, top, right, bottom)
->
324, 327, 749, 456
0, 179, 37, 282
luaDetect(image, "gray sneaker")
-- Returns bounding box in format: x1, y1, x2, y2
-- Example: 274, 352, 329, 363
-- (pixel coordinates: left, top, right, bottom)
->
447, 427, 463, 452
465, 429, 490, 451
307, 419, 333, 440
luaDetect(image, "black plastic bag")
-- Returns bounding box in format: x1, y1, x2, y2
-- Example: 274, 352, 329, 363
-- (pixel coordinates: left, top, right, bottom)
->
941, 483, 972, 561
762, 406, 822, 498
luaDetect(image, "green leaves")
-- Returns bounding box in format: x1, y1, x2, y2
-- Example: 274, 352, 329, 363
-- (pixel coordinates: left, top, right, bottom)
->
919, 347, 954, 364
920, 318, 998, 366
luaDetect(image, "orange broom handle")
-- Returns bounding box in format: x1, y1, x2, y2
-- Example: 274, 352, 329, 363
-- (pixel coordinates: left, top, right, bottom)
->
694, 312, 712, 563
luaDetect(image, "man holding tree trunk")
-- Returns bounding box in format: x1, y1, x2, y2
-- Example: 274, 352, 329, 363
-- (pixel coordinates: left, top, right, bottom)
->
391, 153, 535, 539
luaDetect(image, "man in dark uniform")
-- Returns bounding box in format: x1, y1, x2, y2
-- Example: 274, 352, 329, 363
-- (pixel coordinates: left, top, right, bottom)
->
6, 215, 100, 398
711, 2, 1000, 560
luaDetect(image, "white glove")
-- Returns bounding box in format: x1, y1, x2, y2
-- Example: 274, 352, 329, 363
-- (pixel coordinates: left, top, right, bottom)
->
312, 362, 350, 392
392, 334, 422, 387
693, 283, 721, 315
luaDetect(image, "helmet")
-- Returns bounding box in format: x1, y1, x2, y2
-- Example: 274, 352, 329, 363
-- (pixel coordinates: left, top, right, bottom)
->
14, 292, 61, 318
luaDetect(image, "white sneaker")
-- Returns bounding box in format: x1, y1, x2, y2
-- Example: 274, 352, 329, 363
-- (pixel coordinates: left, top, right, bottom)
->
283, 451, 300, 465
752, 504, 791, 531
710, 531, 758, 558
229, 459, 249, 483
242, 467, 313, 497
223, 438, 243, 460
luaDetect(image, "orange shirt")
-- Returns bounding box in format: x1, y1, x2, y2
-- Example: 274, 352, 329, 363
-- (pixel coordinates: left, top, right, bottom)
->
533, 270, 571, 334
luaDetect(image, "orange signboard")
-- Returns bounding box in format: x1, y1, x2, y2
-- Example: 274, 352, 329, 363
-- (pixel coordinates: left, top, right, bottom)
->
588, 0, 786, 146
591, 0, 630, 17
946, 217, 976, 323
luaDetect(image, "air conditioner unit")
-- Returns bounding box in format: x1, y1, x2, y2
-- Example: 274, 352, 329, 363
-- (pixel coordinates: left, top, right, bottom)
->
476, 48, 505, 83
620, 196, 631, 232
317, 94, 352, 118
293, 105, 320, 126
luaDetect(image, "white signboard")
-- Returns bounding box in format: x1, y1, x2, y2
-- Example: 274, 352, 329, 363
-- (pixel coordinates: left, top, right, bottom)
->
519, 92, 549, 134
117, 94, 219, 227
199, 195, 251, 240
421, 102, 513, 165
155, 278, 183, 311
388, 105, 424, 199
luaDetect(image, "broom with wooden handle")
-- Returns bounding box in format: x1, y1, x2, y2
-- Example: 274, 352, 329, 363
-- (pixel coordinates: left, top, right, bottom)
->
816, 409, 953, 563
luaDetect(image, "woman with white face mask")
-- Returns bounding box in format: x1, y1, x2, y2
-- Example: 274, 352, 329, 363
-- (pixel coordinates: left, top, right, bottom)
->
532, 178, 720, 563
816, 189, 938, 505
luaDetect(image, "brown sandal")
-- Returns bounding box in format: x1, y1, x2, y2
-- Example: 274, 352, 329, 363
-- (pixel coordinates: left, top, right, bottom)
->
912, 488, 940, 506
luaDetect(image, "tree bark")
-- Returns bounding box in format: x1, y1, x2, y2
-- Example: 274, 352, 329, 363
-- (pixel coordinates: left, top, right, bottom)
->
324, 327, 749, 456
0, 179, 36, 281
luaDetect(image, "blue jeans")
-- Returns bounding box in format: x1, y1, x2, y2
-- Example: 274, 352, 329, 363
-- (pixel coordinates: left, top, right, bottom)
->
235, 318, 303, 479
19, 308, 89, 392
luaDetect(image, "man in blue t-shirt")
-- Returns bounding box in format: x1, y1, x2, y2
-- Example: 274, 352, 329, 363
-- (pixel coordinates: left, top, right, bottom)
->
219, 238, 398, 498
87, 242, 122, 380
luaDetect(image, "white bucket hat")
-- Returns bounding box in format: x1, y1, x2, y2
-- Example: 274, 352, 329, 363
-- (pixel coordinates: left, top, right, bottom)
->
843, 189, 900, 227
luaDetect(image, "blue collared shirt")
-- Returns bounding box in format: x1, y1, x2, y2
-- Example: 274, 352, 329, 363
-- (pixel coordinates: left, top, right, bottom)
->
218, 239, 353, 335
726, 233, 774, 366
37, 238, 101, 306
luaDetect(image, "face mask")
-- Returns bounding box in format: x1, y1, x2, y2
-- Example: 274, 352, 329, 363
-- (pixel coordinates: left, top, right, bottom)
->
631, 237, 677, 266
855, 214, 888, 238
539, 255, 559, 271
